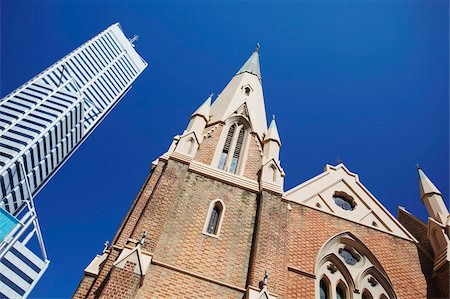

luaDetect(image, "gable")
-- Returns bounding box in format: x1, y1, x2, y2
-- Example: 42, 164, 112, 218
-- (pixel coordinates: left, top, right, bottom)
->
283, 164, 416, 241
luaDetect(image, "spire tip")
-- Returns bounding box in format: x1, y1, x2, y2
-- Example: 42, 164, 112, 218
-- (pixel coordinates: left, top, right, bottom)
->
256, 43, 260, 52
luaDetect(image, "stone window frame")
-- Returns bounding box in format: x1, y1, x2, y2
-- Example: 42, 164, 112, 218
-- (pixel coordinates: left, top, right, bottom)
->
211, 116, 252, 176
314, 232, 397, 299
202, 199, 226, 239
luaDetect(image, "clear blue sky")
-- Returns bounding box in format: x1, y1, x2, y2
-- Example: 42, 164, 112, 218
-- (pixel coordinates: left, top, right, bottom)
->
1, 0, 448, 297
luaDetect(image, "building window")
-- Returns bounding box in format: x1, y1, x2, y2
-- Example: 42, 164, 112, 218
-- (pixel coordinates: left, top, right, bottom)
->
244, 86, 251, 95
333, 192, 355, 211
336, 283, 346, 299
203, 200, 225, 237
218, 125, 235, 170
339, 248, 359, 266
217, 122, 247, 174
315, 232, 397, 299
320, 278, 329, 299
362, 290, 373, 299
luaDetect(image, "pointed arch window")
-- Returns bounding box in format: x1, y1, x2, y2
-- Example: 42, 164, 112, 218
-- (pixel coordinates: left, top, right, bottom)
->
362, 290, 373, 299
203, 200, 225, 238
315, 233, 396, 299
216, 121, 248, 174
218, 125, 235, 170
319, 277, 330, 299
336, 283, 347, 299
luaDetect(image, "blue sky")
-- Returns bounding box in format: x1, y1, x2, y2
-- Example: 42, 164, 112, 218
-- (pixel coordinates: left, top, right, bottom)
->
1, 0, 449, 297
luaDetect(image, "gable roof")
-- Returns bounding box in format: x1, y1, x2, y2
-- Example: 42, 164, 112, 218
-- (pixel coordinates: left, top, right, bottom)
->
283, 164, 416, 241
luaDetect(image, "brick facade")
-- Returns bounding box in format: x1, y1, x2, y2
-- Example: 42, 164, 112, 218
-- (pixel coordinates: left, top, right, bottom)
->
73, 52, 446, 298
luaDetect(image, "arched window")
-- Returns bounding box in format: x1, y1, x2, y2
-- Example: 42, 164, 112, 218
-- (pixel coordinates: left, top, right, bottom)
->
319, 277, 330, 299
216, 122, 247, 174
207, 204, 221, 234
218, 125, 235, 170
203, 200, 225, 237
362, 290, 373, 299
315, 232, 396, 299
336, 283, 346, 299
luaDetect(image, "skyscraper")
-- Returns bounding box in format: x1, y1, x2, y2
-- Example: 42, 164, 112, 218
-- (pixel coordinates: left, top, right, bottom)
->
0, 23, 147, 298
74, 47, 448, 298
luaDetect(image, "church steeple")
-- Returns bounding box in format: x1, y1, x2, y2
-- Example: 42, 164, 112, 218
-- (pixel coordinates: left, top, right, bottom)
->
236, 44, 261, 81
416, 165, 449, 225
209, 46, 268, 139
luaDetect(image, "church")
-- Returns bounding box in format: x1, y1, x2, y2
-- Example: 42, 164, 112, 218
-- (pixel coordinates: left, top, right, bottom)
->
73, 47, 449, 299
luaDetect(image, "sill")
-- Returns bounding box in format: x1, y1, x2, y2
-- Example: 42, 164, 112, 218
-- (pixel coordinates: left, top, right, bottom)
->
202, 231, 220, 239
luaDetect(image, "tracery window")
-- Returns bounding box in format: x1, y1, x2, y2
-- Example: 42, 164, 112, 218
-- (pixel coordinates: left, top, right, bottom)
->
339, 248, 359, 266
315, 232, 396, 299
217, 121, 247, 174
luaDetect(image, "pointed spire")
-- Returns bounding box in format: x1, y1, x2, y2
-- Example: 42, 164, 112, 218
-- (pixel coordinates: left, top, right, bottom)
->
417, 165, 442, 200
191, 93, 212, 121
264, 117, 281, 145
236, 44, 261, 81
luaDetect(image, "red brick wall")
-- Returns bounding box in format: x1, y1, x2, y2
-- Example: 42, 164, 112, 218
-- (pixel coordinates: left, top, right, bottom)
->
136, 264, 243, 298
195, 124, 223, 166
249, 191, 289, 296
151, 165, 258, 288
73, 275, 95, 299
397, 208, 434, 254
243, 133, 263, 181
98, 261, 141, 299
283, 203, 430, 298
397, 208, 442, 298
434, 263, 449, 299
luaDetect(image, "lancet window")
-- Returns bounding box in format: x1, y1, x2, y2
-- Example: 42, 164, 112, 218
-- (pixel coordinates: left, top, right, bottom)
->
217, 121, 248, 174
203, 199, 225, 237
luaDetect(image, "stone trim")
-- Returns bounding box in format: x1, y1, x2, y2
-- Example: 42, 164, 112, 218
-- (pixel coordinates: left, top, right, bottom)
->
282, 199, 418, 243
288, 266, 316, 280
151, 258, 246, 292
189, 160, 259, 192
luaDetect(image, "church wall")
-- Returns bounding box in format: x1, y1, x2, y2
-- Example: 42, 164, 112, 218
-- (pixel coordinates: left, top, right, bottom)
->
195, 123, 224, 166
243, 133, 263, 181
434, 263, 449, 298
151, 165, 258, 288
73, 275, 95, 299
136, 263, 243, 298
129, 160, 191, 252
286, 203, 429, 298
249, 191, 289, 297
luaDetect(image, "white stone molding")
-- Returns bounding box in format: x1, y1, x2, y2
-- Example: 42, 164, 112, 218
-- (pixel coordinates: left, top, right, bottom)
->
283, 164, 417, 241
315, 232, 396, 299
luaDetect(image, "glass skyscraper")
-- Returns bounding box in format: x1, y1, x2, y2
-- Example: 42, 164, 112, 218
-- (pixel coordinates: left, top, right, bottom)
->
0, 23, 147, 298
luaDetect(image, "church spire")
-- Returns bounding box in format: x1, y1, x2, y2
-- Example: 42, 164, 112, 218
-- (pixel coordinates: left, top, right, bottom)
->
209, 46, 268, 138
236, 43, 261, 81
416, 165, 449, 225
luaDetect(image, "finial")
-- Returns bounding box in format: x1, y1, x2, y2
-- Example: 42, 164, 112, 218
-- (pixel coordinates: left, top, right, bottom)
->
139, 231, 148, 245
256, 43, 260, 52
129, 34, 139, 45
102, 240, 109, 254
336, 157, 343, 165
416, 163, 421, 170
263, 270, 269, 286
209, 93, 214, 99
272, 114, 275, 121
